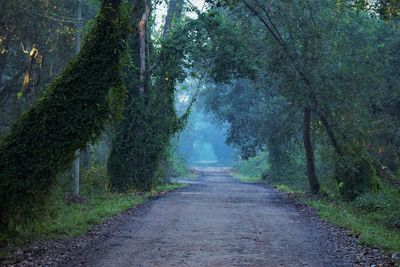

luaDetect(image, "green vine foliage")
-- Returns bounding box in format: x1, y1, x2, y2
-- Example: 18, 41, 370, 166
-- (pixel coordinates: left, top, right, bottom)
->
0, 3, 129, 234
108, 90, 177, 191
108, 19, 191, 192
335, 144, 381, 200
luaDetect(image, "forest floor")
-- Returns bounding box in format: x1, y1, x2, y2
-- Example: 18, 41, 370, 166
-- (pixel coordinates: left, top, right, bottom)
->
3, 167, 397, 266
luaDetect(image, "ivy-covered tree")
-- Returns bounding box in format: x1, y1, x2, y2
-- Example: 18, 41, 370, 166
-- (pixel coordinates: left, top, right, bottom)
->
0, 0, 128, 233
108, 0, 189, 191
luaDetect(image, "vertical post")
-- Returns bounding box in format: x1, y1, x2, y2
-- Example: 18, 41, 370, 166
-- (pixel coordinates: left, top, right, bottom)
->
73, 151, 80, 195
73, 0, 82, 195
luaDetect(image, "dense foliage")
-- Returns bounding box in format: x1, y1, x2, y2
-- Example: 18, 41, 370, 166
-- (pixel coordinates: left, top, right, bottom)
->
108, 0, 191, 191
195, 0, 400, 199
0, 1, 128, 233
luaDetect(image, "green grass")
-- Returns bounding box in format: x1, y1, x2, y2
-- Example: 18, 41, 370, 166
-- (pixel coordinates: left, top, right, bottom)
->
274, 183, 305, 194
33, 182, 186, 240
0, 164, 187, 258
153, 183, 188, 192
171, 171, 198, 180
37, 193, 145, 239
232, 172, 307, 195
276, 183, 400, 253
305, 197, 400, 252
232, 165, 400, 254
168, 153, 197, 179
231, 172, 264, 183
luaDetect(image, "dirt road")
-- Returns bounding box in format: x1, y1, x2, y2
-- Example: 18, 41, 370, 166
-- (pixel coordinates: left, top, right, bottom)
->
70, 168, 361, 267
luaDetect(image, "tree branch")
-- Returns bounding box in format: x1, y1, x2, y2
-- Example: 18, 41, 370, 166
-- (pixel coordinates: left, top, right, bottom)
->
242, 0, 283, 46
253, 0, 285, 44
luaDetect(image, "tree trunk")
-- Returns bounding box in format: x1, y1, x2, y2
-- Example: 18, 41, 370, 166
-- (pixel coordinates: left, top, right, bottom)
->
81, 148, 91, 168
163, 0, 178, 37
319, 111, 342, 155
303, 107, 320, 194
163, 0, 184, 38
138, 3, 150, 93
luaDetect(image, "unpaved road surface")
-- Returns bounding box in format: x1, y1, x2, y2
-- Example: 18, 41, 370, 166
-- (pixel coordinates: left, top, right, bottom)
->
69, 168, 361, 267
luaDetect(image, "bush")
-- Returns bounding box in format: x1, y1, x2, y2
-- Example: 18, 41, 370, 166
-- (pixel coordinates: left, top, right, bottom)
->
166, 149, 191, 178
234, 151, 269, 179
335, 145, 380, 200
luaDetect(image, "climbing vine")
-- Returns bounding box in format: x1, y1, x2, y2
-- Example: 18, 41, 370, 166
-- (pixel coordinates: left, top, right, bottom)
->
0, 2, 129, 233
108, 10, 194, 191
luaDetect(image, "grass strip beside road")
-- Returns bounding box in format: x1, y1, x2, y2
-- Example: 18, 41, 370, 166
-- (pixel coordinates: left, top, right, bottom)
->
232, 172, 400, 254
0, 182, 187, 258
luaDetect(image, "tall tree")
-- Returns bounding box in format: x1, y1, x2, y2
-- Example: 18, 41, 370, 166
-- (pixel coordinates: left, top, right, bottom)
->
108, 0, 190, 191
0, 0, 128, 233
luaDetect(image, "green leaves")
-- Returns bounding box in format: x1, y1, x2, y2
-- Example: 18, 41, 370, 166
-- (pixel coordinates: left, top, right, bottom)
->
0, 1, 129, 234
197, 0, 400, 199
108, 1, 193, 192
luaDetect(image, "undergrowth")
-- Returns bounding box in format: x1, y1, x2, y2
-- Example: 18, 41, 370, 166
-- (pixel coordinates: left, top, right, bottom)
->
167, 152, 196, 179
0, 165, 186, 257
232, 152, 268, 181
304, 187, 400, 253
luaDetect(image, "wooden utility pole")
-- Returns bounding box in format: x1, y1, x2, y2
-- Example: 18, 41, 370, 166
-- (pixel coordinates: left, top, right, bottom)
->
73, 0, 82, 195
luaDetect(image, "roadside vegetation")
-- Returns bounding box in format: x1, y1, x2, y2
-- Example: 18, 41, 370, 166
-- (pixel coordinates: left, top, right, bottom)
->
0, 164, 186, 257
166, 150, 197, 179
231, 152, 268, 183
306, 192, 400, 253
233, 158, 400, 253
